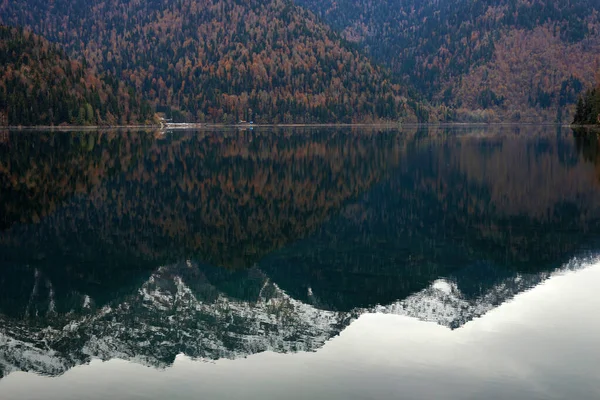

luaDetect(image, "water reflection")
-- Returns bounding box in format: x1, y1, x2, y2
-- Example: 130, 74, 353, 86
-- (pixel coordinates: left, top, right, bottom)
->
1, 126, 600, 381
574, 127, 600, 183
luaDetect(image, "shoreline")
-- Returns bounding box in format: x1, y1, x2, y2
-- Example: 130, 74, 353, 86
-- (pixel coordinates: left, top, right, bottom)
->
1, 122, 593, 131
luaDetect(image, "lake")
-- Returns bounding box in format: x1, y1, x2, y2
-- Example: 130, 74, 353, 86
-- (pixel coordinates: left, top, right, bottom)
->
0, 125, 599, 400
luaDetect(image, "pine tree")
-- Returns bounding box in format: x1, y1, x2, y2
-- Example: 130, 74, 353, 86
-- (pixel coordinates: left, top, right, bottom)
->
574, 96, 585, 124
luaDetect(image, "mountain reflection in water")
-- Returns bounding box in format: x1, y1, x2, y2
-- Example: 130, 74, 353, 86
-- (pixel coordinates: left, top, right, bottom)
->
1, 126, 600, 381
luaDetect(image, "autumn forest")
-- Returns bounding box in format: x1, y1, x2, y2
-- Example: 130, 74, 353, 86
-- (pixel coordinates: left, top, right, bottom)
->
1, 0, 600, 126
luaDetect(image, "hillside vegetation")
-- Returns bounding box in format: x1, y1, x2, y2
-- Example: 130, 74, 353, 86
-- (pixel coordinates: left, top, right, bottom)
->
0, 0, 425, 124
574, 85, 600, 125
1, 0, 599, 123
0, 26, 153, 126
296, 0, 600, 122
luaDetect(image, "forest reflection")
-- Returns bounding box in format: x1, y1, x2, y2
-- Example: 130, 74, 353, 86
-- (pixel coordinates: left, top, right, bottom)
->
574, 127, 600, 182
0, 126, 599, 301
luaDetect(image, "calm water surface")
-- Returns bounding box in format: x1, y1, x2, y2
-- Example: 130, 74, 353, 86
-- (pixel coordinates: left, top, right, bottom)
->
0, 126, 599, 399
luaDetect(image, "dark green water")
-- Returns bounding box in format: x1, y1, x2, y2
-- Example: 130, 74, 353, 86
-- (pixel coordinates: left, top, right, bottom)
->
0, 126, 599, 399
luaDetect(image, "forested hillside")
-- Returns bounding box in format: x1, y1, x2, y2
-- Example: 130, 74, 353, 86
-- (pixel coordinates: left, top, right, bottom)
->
0, 26, 153, 126
574, 86, 600, 125
0, 0, 424, 124
296, 0, 600, 122
2, 0, 598, 123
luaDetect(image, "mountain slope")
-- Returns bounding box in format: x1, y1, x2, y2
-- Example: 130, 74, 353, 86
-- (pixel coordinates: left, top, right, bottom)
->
0, 26, 153, 126
295, 0, 600, 122
0, 0, 423, 123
